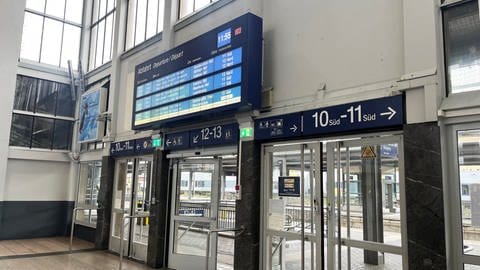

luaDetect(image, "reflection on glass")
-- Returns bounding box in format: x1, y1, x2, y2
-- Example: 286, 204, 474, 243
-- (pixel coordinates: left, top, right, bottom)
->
179, 0, 194, 19
458, 130, 480, 256
174, 221, 209, 256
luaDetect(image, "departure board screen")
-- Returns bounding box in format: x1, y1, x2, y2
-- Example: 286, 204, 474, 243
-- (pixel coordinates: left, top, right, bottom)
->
133, 13, 262, 129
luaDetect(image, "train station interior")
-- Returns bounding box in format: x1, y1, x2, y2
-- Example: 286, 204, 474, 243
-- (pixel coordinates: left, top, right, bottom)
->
0, 0, 480, 269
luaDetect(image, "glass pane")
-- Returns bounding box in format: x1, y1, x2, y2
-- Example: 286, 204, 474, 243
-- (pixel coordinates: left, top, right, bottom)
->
458, 129, 480, 256
26, 0, 46, 13
107, 0, 115, 12
52, 119, 72, 150
145, 0, 158, 40
444, 1, 480, 94
31, 117, 54, 149
194, 0, 210, 11
36, 80, 58, 115
173, 220, 209, 256
77, 163, 90, 206
179, 0, 194, 19
56, 83, 75, 117
342, 247, 402, 269
270, 236, 316, 270
218, 156, 237, 229
157, 0, 164, 32
45, 0, 66, 18
466, 264, 480, 270
92, 0, 99, 23
9, 114, 33, 147
41, 18, 63, 66
98, 0, 107, 18
65, 0, 84, 23
135, 0, 147, 46
95, 20, 105, 68
89, 25, 98, 70
20, 12, 43, 62
125, 0, 136, 50
14, 76, 38, 112
103, 14, 113, 63
61, 24, 81, 68
176, 163, 214, 218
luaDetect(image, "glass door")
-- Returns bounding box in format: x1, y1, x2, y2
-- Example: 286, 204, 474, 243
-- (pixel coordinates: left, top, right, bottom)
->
263, 143, 324, 270
326, 136, 407, 269
109, 156, 153, 262
169, 158, 220, 270
447, 124, 480, 269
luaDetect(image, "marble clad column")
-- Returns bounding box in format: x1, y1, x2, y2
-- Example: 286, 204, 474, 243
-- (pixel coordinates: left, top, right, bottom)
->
404, 122, 446, 269
234, 141, 261, 270
147, 149, 170, 268
95, 156, 115, 249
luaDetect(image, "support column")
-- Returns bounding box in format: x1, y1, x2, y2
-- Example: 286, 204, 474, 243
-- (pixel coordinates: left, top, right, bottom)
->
95, 156, 115, 249
147, 149, 170, 268
234, 141, 261, 270
404, 122, 446, 269
361, 146, 384, 265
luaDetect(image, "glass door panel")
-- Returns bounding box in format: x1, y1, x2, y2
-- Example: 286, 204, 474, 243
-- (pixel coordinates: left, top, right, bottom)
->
264, 143, 323, 270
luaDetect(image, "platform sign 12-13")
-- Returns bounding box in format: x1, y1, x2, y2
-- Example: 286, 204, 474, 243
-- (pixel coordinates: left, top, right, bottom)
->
190, 123, 239, 147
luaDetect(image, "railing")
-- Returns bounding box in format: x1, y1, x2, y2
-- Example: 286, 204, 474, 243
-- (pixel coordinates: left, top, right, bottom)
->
205, 226, 245, 270
118, 212, 150, 270
69, 207, 91, 253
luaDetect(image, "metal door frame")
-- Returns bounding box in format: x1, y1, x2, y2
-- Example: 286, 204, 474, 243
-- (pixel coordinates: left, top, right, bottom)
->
168, 157, 221, 270
262, 142, 323, 270
325, 135, 408, 270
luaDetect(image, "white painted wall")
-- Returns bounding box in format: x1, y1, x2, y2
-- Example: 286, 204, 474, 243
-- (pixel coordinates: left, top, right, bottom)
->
5, 160, 71, 201
0, 0, 26, 201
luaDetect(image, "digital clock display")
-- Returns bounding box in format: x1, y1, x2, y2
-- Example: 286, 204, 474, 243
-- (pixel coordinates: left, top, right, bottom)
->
133, 13, 262, 129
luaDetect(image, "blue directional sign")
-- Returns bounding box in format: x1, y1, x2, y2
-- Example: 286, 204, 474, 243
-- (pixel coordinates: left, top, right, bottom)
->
381, 144, 398, 158
303, 95, 403, 135
135, 137, 155, 154
278, 176, 301, 197
164, 132, 189, 150
190, 123, 238, 147
254, 113, 302, 140
110, 139, 136, 157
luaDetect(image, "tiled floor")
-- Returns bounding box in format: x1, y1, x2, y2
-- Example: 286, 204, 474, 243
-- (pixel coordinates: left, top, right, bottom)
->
0, 237, 94, 257
0, 250, 154, 270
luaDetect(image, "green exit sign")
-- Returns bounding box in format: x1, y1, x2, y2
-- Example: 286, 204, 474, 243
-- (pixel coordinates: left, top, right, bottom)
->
240, 127, 253, 138
152, 138, 162, 147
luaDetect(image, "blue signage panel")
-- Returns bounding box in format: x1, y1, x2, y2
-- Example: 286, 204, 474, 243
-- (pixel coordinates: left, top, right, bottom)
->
178, 209, 204, 217
278, 176, 300, 197
164, 132, 190, 150
303, 95, 404, 136
190, 123, 239, 147
110, 139, 136, 157
133, 13, 262, 129
381, 144, 398, 158
254, 113, 302, 140
135, 137, 155, 154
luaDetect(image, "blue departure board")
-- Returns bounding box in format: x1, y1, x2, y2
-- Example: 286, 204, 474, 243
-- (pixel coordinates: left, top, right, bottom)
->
133, 13, 262, 129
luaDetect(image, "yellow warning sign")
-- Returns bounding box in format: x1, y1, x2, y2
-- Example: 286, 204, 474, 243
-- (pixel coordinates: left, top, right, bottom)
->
361, 145, 376, 158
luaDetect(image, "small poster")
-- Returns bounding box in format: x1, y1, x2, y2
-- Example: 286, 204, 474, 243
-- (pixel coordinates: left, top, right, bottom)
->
278, 176, 300, 197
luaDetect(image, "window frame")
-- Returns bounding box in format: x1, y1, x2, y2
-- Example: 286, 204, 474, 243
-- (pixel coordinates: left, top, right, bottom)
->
88, 0, 116, 71
21, 0, 83, 69
75, 160, 102, 228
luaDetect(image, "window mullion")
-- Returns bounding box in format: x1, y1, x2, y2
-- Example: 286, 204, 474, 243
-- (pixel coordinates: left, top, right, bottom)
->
144, 0, 149, 41
156, 0, 160, 34
134, 0, 139, 46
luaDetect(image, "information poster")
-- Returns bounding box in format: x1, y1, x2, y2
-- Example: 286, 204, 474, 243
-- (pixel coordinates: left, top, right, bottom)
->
278, 176, 300, 197
79, 88, 105, 143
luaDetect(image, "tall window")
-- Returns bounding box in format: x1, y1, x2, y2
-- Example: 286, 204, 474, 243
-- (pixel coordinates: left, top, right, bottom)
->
76, 161, 102, 227
9, 75, 75, 150
178, 0, 217, 19
21, 0, 83, 69
125, 0, 165, 50
89, 0, 116, 70
443, 0, 480, 94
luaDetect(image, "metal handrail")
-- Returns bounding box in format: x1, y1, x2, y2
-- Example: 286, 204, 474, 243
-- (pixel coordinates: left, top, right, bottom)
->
69, 207, 91, 253
119, 212, 150, 270
205, 226, 245, 270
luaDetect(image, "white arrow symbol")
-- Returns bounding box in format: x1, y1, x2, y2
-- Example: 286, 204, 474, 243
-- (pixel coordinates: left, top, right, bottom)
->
193, 135, 199, 143
166, 139, 172, 146
380, 106, 397, 120
290, 124, 298, 132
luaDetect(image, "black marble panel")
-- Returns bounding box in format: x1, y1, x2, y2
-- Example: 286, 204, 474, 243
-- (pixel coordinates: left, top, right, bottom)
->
234, 141, 261, 270
404, 122, 446, 269
95, 156, 115, 249
147, 149, 170, 268
0, 201, 74, 240
74, 224, 96, 243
